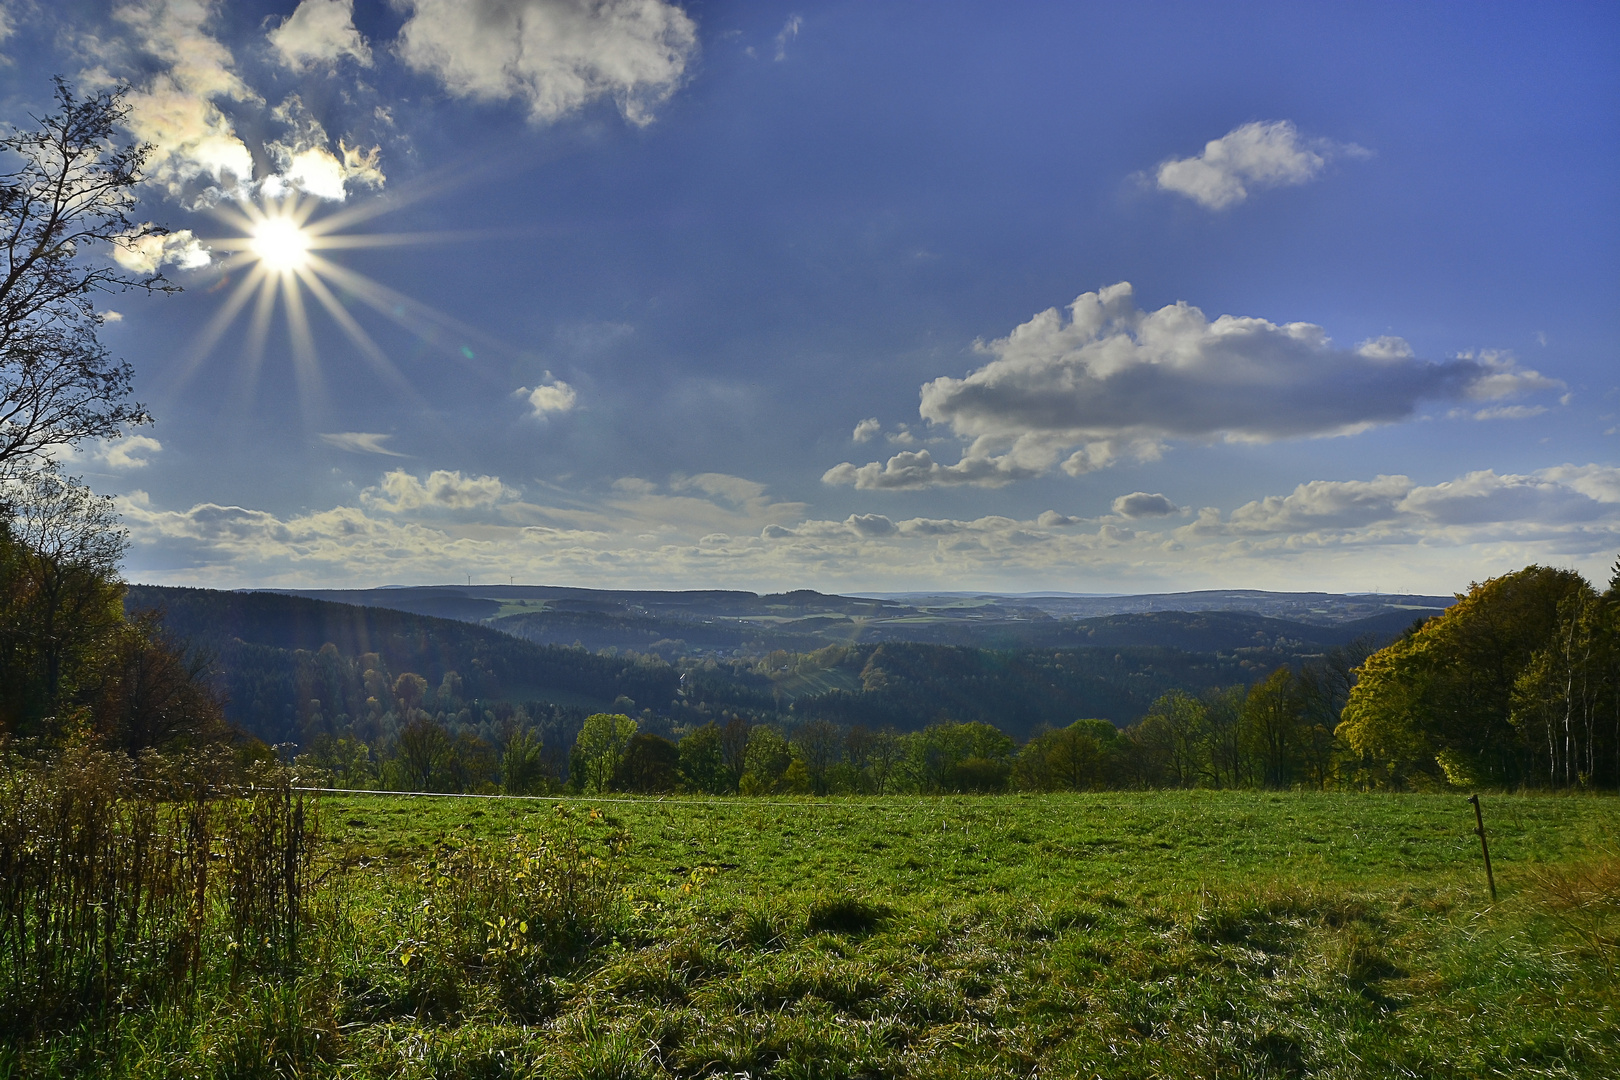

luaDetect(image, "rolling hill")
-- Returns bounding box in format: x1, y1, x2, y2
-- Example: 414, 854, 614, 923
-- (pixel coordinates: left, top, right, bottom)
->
125, 584, 1432, 747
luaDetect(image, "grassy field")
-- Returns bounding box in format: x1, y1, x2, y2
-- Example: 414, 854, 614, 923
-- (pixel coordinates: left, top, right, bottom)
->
13, 790, 1620, 1078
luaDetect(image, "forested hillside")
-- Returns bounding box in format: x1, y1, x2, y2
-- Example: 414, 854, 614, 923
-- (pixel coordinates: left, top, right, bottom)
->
117, 586, 1302, 748
271, 582, 1448, 658
789, 643, 1236, 736
125, 584, 1397, 747
111, 583, 1402, 797
123, 586, 676, 746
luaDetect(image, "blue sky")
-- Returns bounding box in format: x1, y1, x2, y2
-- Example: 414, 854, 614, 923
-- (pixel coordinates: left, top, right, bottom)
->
7, 0, 1618, 593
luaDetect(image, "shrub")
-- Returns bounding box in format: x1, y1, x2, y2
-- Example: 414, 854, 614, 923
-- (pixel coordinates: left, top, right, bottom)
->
0, 748, 315, 1035
390, 825, 628, 1019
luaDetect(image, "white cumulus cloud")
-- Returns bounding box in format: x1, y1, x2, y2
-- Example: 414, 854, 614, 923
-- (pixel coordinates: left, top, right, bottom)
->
1215, 466, 1620, 539
518, 376, 578, 417
361, 469, 510, 513
1113, 492, 1180, 518
1154, 120, 1367, 210
1225, 475, 1415, 534
89, 5, 384, 206
268, 0, 372, 69
826, 283, 1562, 489
112, 228, 211, 273
1396, 470, 1610, 528
109, 0, 258, 202
113, 464, 1620, 593
846, 513, 897, 538
262, 95, 384, 201
822, 449, 1043, 491
851, 417, 881, 442
87, 435, 163, 469
394, 0, 698, 126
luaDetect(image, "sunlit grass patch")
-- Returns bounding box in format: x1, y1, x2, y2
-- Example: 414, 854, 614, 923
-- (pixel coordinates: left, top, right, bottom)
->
6, 788, 1620, 1077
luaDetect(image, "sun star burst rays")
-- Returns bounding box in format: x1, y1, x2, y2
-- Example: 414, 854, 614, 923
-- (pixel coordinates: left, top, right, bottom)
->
169, 192, 514, 419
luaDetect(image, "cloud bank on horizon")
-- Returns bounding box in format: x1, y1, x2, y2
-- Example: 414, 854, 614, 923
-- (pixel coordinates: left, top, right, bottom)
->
116, 461, 1620, 594
4, 1, 1612, 595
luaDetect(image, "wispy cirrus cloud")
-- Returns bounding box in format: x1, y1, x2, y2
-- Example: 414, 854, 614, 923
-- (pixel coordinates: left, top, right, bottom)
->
825, 283, 1561, 490
774, 14, 801, 61
1152, 120, 1369, 210
319, 432, 406, 457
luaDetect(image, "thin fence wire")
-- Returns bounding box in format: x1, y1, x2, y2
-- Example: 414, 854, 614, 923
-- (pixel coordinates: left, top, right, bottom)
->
293, 785, 955, 813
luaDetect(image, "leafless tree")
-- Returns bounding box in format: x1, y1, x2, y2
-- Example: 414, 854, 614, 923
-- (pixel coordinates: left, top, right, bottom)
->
0, 79, 171, 481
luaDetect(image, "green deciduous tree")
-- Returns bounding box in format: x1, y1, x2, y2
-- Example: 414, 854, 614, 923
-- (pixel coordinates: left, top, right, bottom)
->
792, 717, 841, 794
911, 721, 1014, 793
1202, 685, 1247, 788
94, 611, 227, 753
739, 725, 793, 794
1126, 691, 1207, 788
677, 721, 729, 794
1015, 718, 1119, 791
501, 726, 550, 794
866, 727, 904, 794
570, 712, 637, 793
394, 714, 452, 791
1341, 564, 1615, 789
295, 734, 376, 789
1241, 668, 1301, 790
614, 732, 679, 793
0, 468, 125, 731
1338, 630, 1436, 789
1509, 579, 1610, 787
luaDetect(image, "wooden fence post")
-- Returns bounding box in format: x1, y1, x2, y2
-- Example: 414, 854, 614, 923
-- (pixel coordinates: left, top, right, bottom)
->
1468, 793, 1496, 902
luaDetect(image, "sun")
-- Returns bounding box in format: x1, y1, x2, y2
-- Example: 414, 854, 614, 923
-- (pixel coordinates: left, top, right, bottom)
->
250, 215, 311, 272
180, 190, 504, 419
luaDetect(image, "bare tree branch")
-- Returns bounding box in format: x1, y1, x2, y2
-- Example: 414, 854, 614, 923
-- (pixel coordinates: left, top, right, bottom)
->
0, 78, 174, 479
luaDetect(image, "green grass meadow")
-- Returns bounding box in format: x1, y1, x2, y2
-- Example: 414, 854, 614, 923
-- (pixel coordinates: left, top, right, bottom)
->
13, 791, 1620, 1078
